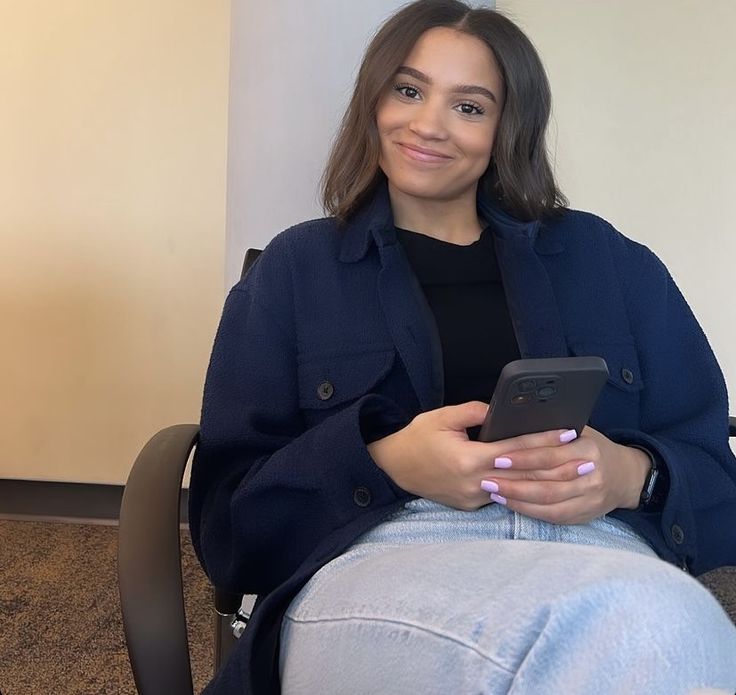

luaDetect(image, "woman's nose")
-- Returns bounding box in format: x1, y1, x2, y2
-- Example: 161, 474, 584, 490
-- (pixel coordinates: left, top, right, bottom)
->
408, 102, 448, 141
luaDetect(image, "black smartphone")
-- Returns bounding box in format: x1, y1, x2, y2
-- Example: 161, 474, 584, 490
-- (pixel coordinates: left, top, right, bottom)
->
477, 356, 609, 442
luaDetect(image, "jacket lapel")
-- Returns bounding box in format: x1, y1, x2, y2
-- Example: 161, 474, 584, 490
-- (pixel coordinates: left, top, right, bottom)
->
479, 197, 568, 360
339, 182, 444, 410
493, 233, 568, 359
375, 236, 444, 411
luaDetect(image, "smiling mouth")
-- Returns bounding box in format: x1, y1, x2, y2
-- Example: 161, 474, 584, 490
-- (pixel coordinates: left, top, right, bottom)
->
396, 143, 453, 163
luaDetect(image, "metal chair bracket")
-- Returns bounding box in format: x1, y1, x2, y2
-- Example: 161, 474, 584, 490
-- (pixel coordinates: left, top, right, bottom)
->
230, 608, 251, 639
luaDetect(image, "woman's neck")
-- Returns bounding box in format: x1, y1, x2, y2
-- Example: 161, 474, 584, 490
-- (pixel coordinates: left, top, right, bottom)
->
388, 183, 483, 246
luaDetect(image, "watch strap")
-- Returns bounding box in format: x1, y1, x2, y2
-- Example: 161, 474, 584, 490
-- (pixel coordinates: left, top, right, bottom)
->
629, 444, 660, 511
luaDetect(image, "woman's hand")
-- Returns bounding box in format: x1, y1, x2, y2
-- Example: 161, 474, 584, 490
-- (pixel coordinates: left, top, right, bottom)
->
367, 401, 578, 511
480, 426, 652, 524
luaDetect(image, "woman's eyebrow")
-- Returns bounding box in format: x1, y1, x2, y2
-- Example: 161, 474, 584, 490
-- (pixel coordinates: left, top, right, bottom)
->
396, 65, 497, 104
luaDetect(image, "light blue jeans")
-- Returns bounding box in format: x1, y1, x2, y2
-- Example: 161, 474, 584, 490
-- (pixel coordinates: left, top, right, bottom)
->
280, 499, 736, 694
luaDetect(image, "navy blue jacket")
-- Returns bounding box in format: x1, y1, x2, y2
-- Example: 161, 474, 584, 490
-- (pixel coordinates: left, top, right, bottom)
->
189, 182, 736, 694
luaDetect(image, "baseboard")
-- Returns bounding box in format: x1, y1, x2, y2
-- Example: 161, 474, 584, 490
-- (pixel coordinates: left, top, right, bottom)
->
0, 479, 189, 525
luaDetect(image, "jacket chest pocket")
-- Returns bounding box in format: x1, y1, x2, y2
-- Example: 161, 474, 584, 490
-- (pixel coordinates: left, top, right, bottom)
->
567, 338, 643, 432
297, 348, 396, 427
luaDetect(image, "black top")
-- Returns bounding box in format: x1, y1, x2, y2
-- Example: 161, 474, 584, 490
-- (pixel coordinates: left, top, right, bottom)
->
396, 225, 520, 407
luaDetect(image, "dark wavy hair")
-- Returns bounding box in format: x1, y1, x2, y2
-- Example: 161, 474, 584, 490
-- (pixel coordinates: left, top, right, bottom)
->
321, 0, 567, 223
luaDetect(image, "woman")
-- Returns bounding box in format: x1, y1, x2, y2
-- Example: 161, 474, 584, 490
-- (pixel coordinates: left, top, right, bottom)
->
190, 1, 736, 693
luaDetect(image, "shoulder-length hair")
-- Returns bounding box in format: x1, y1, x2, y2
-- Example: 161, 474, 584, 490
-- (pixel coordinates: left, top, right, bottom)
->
321, 0, 568, 223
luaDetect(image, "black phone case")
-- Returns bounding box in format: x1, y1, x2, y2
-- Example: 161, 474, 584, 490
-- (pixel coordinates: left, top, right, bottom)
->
477, 356, 609, 442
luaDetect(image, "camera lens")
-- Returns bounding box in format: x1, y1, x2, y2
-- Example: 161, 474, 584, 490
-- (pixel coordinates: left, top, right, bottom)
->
537, 386, 556, 399
518, 379, 536, 392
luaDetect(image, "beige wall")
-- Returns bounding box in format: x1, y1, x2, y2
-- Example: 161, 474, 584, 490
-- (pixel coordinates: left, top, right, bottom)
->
500, 0, 736, 417
0, 1, 230, 484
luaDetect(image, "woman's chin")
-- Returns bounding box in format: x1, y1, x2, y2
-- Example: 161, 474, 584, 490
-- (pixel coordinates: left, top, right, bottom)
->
388, 179, 471, 205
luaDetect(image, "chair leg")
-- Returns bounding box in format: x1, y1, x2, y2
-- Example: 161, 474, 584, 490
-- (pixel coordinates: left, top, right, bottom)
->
213, 611, 239, 671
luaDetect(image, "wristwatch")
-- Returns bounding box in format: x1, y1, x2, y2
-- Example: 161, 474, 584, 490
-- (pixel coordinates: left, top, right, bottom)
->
631, 445, 662, 511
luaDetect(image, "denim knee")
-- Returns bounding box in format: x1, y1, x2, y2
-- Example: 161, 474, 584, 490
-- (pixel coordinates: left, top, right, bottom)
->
510, 556, 736, 693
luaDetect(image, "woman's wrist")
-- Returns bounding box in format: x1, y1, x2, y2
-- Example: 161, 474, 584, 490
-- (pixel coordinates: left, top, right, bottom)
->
367, 428, 403, 476
620, 444, 653, 509
367, 435, 389, 471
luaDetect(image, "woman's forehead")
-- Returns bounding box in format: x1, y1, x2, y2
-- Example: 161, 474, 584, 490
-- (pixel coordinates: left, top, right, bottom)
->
400, 27, 502, 92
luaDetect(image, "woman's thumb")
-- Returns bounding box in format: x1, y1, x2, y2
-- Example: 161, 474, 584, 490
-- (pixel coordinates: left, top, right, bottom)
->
439, 401, 489, 429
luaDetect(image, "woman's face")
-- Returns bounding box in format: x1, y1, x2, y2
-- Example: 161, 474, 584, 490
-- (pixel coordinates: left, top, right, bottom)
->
376, 27, 504, 206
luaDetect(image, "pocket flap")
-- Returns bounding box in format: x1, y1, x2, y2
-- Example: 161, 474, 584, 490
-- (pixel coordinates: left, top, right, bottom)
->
298, 348, 396, 409
568, 338, 643, 393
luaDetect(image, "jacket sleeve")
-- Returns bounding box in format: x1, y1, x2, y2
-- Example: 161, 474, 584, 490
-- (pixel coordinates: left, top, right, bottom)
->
607, 236, 736, 575
188, 235, 410, 595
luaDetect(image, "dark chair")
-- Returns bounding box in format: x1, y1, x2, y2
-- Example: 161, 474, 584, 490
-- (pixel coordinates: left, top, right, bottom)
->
117, 247, 736, 695
118, 249, 261, 695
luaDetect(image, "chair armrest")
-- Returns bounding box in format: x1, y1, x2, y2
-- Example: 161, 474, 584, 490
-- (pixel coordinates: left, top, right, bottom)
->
729, 416, 735, 438
118, 424, 200, 695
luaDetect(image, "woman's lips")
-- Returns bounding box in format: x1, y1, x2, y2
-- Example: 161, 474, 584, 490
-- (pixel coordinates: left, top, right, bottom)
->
397, 143, 453, 164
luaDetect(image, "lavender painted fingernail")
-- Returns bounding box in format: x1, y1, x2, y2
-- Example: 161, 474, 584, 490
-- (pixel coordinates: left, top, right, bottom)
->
481, 480, 499, 493
560, 429, 578, 443
490, 493, 507, 506
494, 457, 513, 468
577, 461, 596, 476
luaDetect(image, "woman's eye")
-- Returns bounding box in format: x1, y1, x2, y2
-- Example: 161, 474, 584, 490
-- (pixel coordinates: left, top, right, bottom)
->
457, 102, 484, 116
395, 84, 420, 100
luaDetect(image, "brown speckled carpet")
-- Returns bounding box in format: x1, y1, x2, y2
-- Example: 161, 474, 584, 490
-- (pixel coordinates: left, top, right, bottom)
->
0, 520, 213, 695
0, 520, 734, 695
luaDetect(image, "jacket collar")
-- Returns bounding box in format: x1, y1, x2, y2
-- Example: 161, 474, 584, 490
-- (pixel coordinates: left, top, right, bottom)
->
338, 178, 564, 262
338, 180, 396, 262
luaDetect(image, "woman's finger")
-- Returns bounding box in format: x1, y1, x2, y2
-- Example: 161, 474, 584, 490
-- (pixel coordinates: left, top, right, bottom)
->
489, 435, 600, 472
464, 428, 581, 465
483, 473, 593, 507
487, 458, 592, 483
490, 488, 605, 525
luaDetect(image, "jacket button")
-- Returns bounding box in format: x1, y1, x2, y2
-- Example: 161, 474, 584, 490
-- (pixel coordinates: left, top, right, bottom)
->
317, 381, 334, 401
671, 524, 685, 544
353, 486, 372, 507
621, 368, 634, 385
